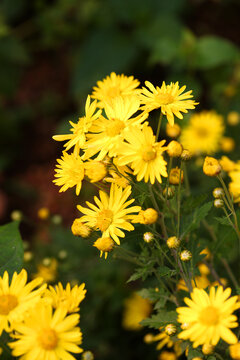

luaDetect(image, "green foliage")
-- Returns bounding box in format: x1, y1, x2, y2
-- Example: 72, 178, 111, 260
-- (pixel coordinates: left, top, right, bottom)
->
181, 202, 212, 238
141, 310, 178, 328
187, 347, 202, 359
0, 222, 23, 277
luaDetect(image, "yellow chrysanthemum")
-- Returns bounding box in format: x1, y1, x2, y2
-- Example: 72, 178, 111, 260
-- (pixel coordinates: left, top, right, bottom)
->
53, 96, 101, 155
122, 293, 152, 331
180, 111, 224, 155
229, 169, 240, 203
220, 156, 237, 173
9, 302, 83, 360
104, 158, 132, 188
77, 184, 140, 244
177, 286, 240, 347
91, 72, 141, 107
83, 95, 148, 160
117, 124, 168, 184
140, 81, 198, 126
0, 269, 46, 335
53, 152, 84, 195
45, 282, 86, 313
177, 275, 210, 292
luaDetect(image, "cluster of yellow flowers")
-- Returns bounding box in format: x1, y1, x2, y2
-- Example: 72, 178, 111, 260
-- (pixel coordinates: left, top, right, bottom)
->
0, 269, 86, 359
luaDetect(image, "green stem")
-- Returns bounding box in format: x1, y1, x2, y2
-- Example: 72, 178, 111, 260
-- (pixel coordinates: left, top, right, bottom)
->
156, 113, 163, 140
177, 161, 183, 238
164, 157, 173, 203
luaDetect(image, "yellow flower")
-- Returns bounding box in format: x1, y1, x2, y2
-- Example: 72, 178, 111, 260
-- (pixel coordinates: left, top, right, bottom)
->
203, 156, 221, 177
220, 156, 237, 172
37, 207, 50, 220
229, 343, 240, 359
53, 96, 101, 155
167, 140, 183, 157
220, 137, 235, 153
84, 160, 107, 182
104, 158, 132, 188
71, 218, 91, 238
143, 232, 154, 243
93, 236, 115, 259
229, 169, 240, 203
180, 250, 192, 261
118, 124, 168, 184
46, 282, 86, 313
122, 293, 152, 331
165, 324, 176, 336
167, 236, 180, 249
140, 81, 198, 126
77, 184, 140, 244
180, 111, 224, 155
9, 302, 83, 359
202, 344, 214, 355
84, 95, 148, 160
227, 111, 239, 126
169, 167, 183, 185
91, 72, 140, 108
53, 152, 84, 195
33, 258, 58, 283
177, 275, 210, 292
132, 208, 158, 225
166, 123, 181, 138
0, 269, 46, 335
177, 286, 240, 347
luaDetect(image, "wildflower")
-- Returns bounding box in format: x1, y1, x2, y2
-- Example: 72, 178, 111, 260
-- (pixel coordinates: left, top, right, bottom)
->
227, 111, 239, 126
9, 302, 83, 359
214, 199, 224, 208
167, 236, 180, 249
118, 124, 168, 184
122, 293, 152, 330
159, 351, 177, 360
203, 156, 221, 177
104, 158, 131, 188
53, 96, 101, 155
140, 81, 198, 126
85, 160, 107, 182
202, 344, 214, 355
177, 275, 210, 292
181, 149, 192, 161
53, 152, 85, 195
166, 123, 181, 138
93, 236, 115, 259
0, 269, 46, 335
177, 286, 240, 347
71, 218, 91, 238
220, 156, 237, 173
163, 186, 175, 199
180, 250, 192, 261
91, 72, 140, 107
46, 282, 86, 313
169, 167, 183, 185
220, 137, 235, 153
229, 169, 240, 203
77, 184, 140, 245
167, 141, 183, 157
198, 263, 210, 276
132, 208, 158, 225
180, 111, 224, 155
229, 343, 240, 359
33, 258, 58, 283
84, 96, 148, 160
143, 232, 154, 243
37, 207, 50, 220
212, 187, 224, 198
165, 324, 176, 336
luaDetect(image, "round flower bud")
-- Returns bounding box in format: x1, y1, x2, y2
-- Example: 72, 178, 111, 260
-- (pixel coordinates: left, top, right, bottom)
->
181, 149, 192, 161
227, 111, 239, 126
24, 251, 33, 262
229, 343, 240, 359
220, 137, 235, 153
144, 333, 154, 344
93, 237, 115, 253
165, 324, 176, 336
143, 232, 154, 243
214, 199, 224, 208
143, 208, 158, 224
85, 160, 107, 183
167, 141, 183, 158
167, 236, 180, 249
166, 123, 181, 138
202, 344, 214, 355
11, 210, 22, 222
82, 351, 94, 360
37, 207, 50, 220
159, 351, 177, 360
163, 186, 175, 199
71, 218, 91, 238
169, 167, 184, 185
198, 263, 210, 276
203, 156, 221, 177
180, 250, 192, 262
213, 187, 224, 199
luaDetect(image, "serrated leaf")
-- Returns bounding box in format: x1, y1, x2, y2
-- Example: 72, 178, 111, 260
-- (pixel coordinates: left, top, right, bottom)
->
127, 264, 154, 283
0, 222, 24, 277
157, 266, 177, 278
214, 216, 231, 226
187, 348, 202, 359
181, 202, 212, 237
141, 310, 177, 328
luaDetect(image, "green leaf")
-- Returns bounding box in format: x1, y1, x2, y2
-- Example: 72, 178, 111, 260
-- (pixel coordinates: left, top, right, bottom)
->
181, 202, 212, 237
214, 216, 231, 226
137, 288, 168, 309
157, 266, 177, 278
194, 36, 239, 69
127, 263, 155, 283
0, 222, 24, 277
187, 347, 202, 359
141, 310, 177, 328
207, 357, 216, 360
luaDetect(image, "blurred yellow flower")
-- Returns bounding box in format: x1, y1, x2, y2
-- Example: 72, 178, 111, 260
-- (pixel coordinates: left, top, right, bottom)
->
220, 137, 235, 153
229, 169, 240, 203
71, 218, 91, 238
166, 123, 181, 138
84, 160, 107, 182
220, 156, 236, 173
122, 293, 152, 331
229, 343, 240, 359
227, 111, 239, 126
34, 258, 58, 283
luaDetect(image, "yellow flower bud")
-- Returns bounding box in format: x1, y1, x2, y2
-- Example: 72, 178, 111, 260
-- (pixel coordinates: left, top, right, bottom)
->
202, 344, 214, 355
213, 187, 224, 198
71, 218, 91, 238
227, 111, 239, 126
163, 186, 175, 199
198, 263, 210, 276
180, 250, 192, 261
203, 156, 221, 177
214, 199, 224, 208
167, 141, 183, 158
93, 237, 114, 253
143, 232, 154, 243
166, 123, 181, 138
142, 208, 158, 224
181, 149, 192, 161
169, 167, 184, 185
229, 343, 240, 360
85, 160, 107, 182
38, 207, 50, 220
167, 236, 180, 249
220, 137, 235, 153
165, 324, 176, 336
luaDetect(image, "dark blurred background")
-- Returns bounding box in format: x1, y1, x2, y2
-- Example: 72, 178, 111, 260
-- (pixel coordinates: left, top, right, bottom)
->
0, 0, 240, 359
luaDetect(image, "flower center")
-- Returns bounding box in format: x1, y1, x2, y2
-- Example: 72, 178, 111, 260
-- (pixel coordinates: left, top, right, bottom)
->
142, 146, 157, 162
196, 127, 208, 138
199, 306, 219, 326
38, 328, 59, 350
157, 93, 174, 105
107, 86, 121, 98
0, 294, 18, 315
96, 209, 113, 231
106, 119, 125, 137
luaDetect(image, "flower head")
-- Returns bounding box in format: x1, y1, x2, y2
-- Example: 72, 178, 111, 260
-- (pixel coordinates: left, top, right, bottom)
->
167, 236, 180, 249
203, 157, 221, 177
122, 293, 152, 331
229, 169, 240, 203
71, 218, 91, 238
132, 208, 158, 225
169, 167, 183, 185
93, 236, 115, 259
84, 160, 107, 182
229, 343, 240, 359
177, 286, 240, 347
167, 141, 183, 157
140, 81, 198, 126
166, 123, 181, 138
